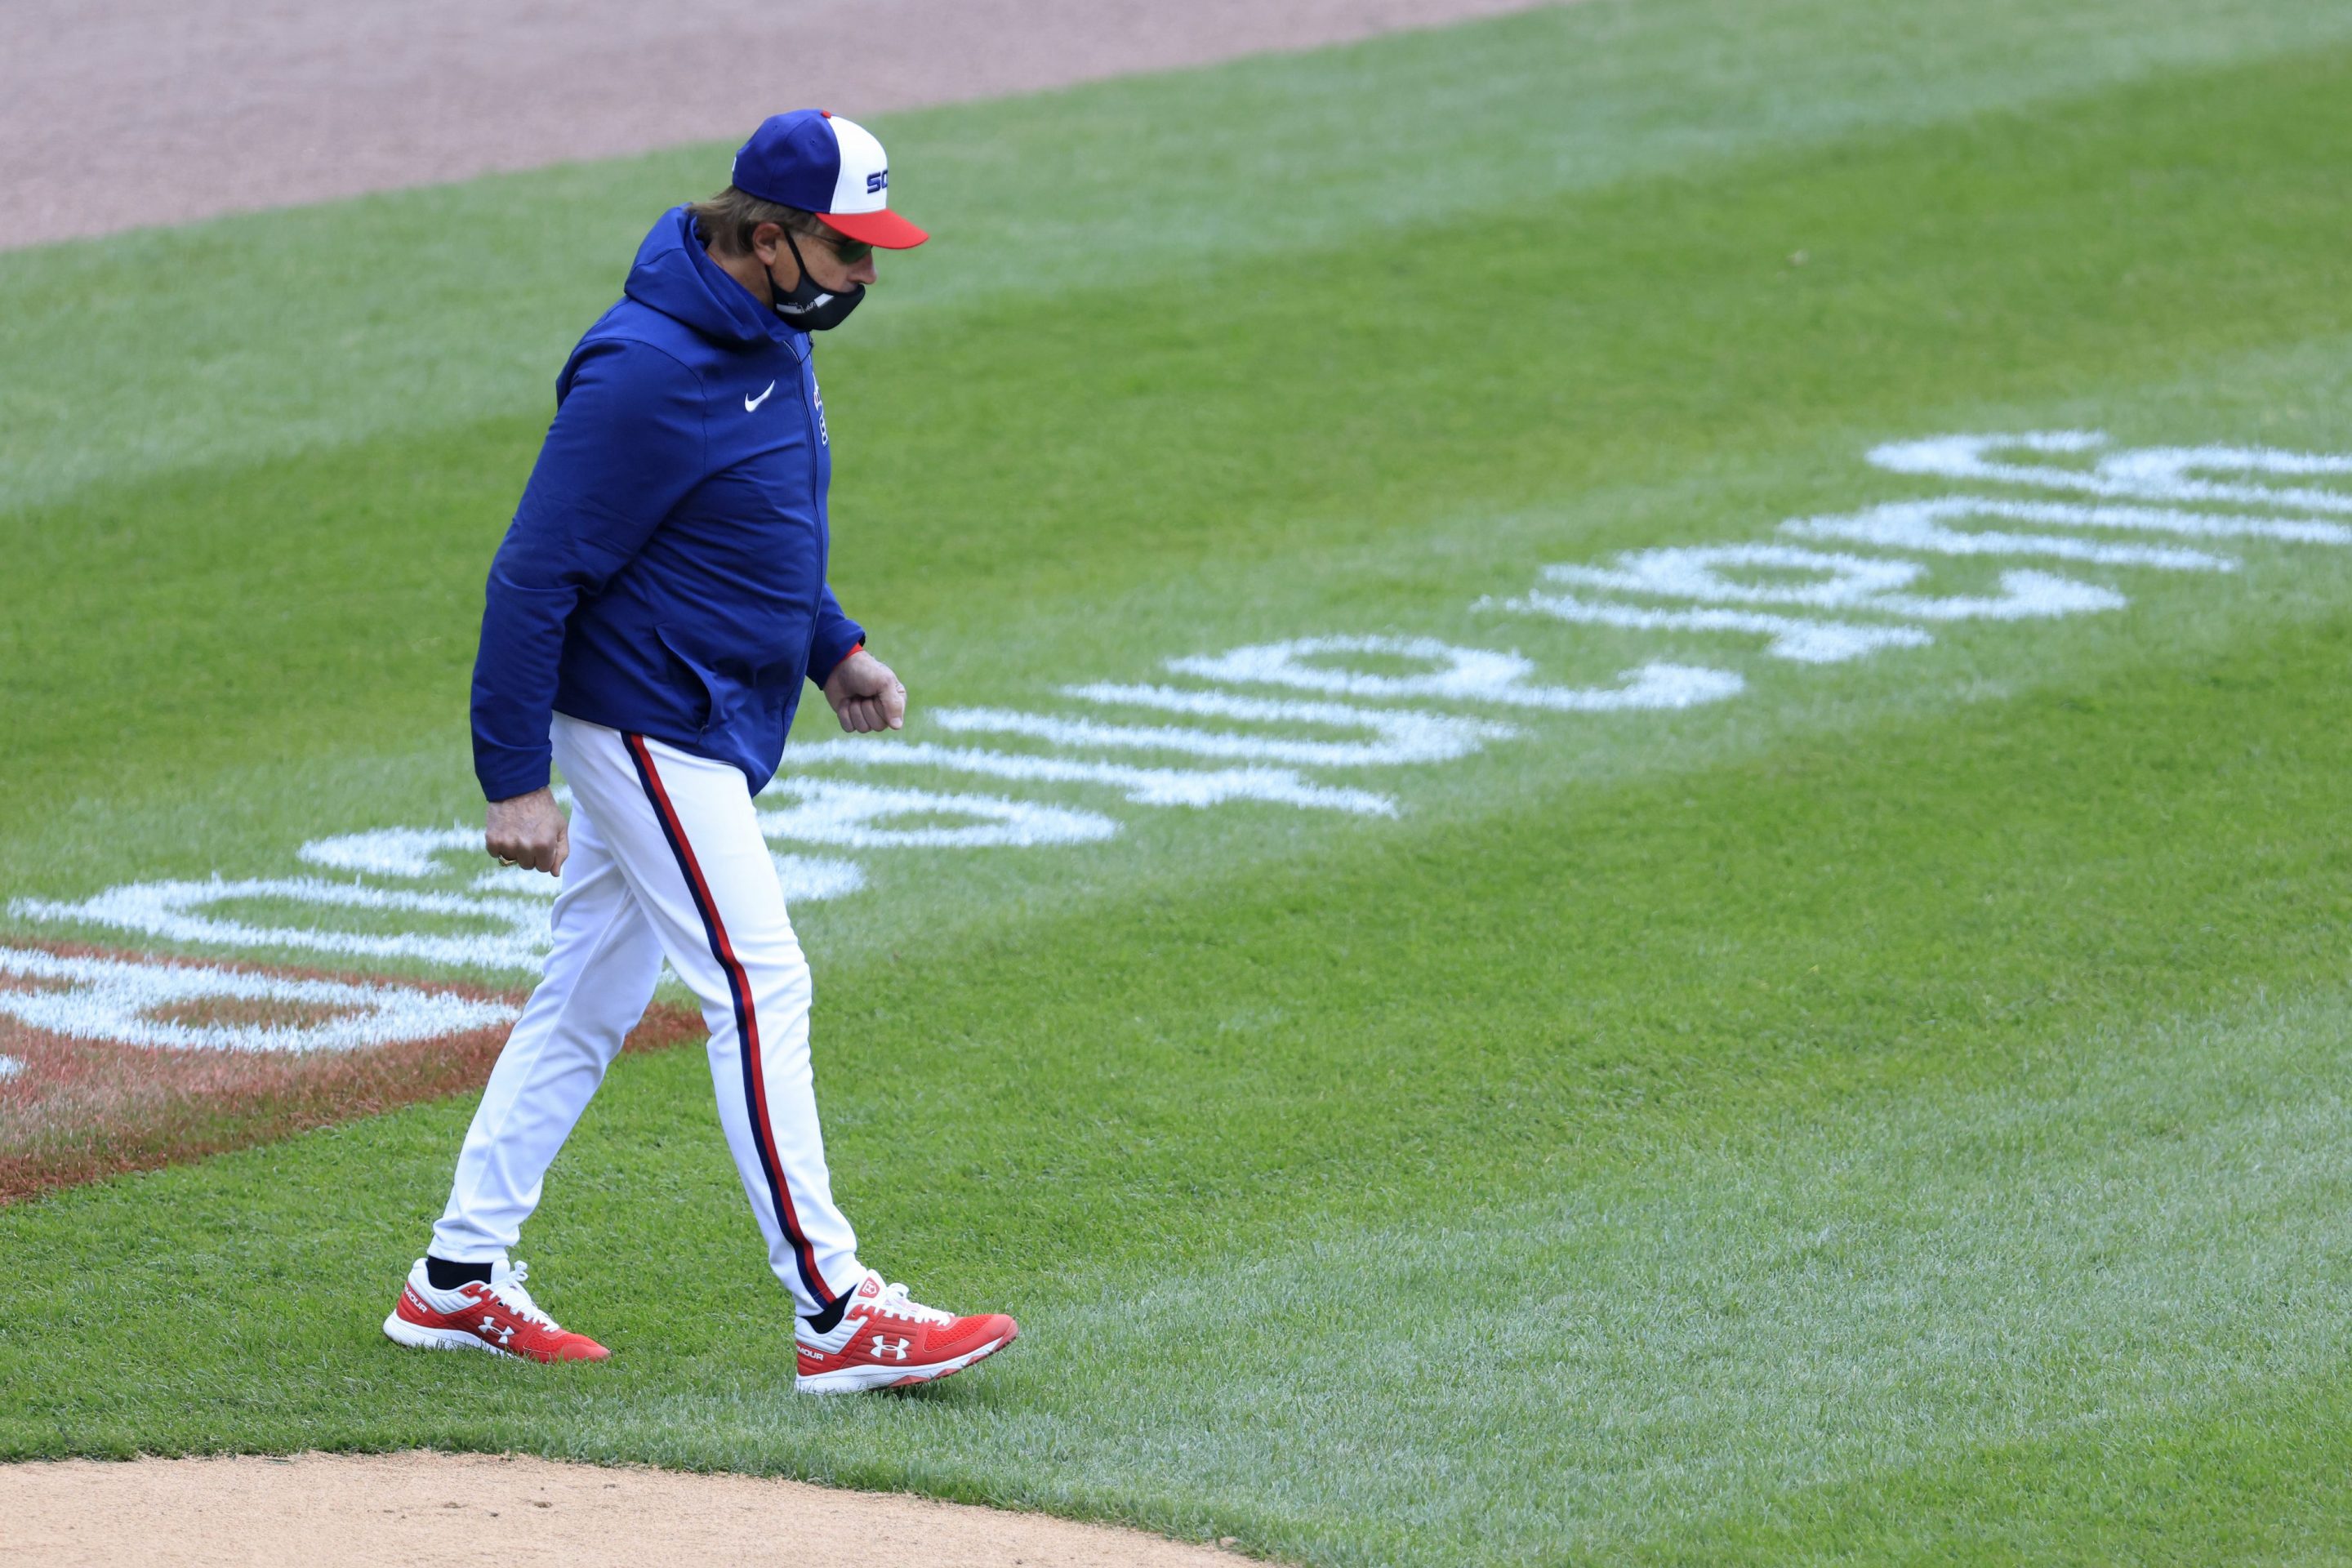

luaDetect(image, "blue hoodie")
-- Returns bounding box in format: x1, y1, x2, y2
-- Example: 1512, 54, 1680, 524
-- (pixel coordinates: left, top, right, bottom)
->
470, 206, 866, 800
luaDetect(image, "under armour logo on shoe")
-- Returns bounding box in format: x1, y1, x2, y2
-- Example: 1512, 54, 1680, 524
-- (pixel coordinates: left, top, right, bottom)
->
478, 1316, 515, 1345
871, 1334, 911, 1361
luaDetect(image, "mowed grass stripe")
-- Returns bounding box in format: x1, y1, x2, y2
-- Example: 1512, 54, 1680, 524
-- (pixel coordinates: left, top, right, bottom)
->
6, 16, 2352, 1568
1029, 990, 2352, 1565
1643, 1379, 2352, 1563
3, 0, 2347, 519
5, 43, 2350, 878
5, 599, 2350, 1561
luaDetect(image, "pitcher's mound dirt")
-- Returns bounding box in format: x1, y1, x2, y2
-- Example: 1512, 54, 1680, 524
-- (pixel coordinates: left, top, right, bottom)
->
0, 1452, 1242, 1567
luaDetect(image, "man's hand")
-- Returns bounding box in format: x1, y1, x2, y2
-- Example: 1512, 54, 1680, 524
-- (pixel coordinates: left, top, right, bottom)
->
823, 648, 906, 733
486, 786, 569, 876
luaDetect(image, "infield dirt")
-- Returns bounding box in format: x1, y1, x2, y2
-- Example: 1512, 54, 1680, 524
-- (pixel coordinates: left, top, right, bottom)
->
0, 0, 1544, 247
0, 1453, 1241, 1566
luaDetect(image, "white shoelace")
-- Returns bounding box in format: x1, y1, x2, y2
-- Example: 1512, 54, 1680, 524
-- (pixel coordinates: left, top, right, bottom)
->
868, 1281, 954, 1326
487, 1261, 558, 1329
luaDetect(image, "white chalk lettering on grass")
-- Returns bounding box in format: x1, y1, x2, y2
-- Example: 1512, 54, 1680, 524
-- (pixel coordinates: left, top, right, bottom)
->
937, 684, 1518, 767
468, 852, 866, 902
12, 879, 552, 973
1536, 543, 2126, 622
1869, 432, 2352, 516
301, 822, 866, 903
0, 946, 515, 1054
15, 427, 2350, 985
10, 850, 867, 982
301, 824, 481, 878
1166, 635, 1745, 711
1780, 497, 2238, 572
795, 739, 1400, 817
756, 779, 1120, 849
767, 853, 869, 902
1481, 590, 1933, 665
1788, 493, 2351, 550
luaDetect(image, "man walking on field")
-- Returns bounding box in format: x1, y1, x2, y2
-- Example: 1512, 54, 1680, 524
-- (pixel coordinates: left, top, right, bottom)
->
384, 111, 1018, 1392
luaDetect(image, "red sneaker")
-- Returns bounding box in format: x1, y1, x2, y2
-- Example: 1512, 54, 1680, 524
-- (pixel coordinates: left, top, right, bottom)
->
382, 1258, 609, 1363
795, 1270, 1018, 1393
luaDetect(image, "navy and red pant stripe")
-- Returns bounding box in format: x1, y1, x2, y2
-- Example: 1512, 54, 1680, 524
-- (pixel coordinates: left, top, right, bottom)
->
624, 733, 835, 1309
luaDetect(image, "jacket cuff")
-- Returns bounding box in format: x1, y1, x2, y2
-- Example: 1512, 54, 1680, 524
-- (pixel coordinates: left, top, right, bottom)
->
475, 748, 553, 804
811, 632, 866, 688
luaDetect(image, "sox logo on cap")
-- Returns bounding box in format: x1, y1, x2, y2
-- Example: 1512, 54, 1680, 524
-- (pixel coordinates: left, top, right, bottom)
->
730, 109, 929, 249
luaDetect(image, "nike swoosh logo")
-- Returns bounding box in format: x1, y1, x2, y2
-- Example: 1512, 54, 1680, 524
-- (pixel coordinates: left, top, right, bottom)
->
745, 381, 776, 412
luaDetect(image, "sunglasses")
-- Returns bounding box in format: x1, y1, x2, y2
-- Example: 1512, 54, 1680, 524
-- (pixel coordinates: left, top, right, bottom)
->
811, 228, 873, 266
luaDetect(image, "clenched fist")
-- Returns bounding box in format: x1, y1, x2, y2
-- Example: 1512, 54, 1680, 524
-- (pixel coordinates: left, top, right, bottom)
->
822, 648, 906, 733
486, 786, 569, 876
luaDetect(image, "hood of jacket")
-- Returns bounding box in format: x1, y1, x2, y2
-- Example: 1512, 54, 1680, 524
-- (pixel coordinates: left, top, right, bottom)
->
621, 205, 805, 353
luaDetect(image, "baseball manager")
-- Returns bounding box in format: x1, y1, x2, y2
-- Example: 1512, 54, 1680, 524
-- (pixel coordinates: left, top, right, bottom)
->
384, 110, 1018, 1392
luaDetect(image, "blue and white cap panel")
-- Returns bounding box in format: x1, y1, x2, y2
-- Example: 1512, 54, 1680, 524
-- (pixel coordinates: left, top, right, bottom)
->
729, 109, 928, 248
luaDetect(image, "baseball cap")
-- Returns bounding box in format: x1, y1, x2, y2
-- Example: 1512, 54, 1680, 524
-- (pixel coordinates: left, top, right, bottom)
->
729, 109, 929, 249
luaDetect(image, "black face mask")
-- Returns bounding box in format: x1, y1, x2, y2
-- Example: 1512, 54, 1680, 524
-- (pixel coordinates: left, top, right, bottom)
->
765, 226, 864, 332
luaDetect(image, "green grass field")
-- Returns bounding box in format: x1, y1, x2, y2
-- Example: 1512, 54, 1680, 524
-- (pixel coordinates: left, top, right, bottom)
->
7, 0, 2352, 1561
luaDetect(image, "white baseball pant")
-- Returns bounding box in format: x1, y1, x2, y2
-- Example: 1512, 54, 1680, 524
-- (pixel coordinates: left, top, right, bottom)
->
431, 714, 862, 1315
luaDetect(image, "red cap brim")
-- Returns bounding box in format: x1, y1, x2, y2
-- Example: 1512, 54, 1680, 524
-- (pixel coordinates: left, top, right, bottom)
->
818, 208, 929, 248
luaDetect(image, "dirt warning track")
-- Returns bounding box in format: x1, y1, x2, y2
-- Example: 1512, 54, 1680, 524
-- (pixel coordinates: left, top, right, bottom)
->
0, 1453, 1242, 1566
0, 0, 1544, 249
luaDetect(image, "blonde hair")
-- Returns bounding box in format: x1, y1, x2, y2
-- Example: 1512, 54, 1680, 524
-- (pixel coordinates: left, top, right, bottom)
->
686, 186, 826, 257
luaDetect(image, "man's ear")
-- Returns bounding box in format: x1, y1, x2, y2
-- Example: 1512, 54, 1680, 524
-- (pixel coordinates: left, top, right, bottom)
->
751, 222, 784, 266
